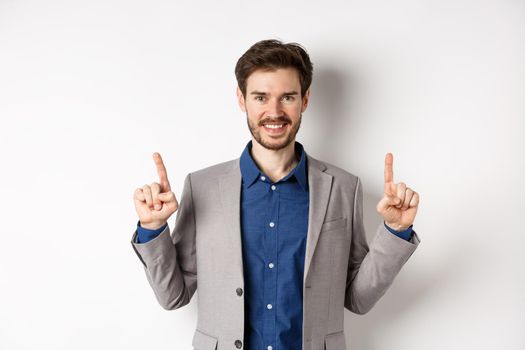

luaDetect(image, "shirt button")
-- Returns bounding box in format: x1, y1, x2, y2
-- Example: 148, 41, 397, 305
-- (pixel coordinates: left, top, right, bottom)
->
267, 303, 273, 310
271, 185, 276, 190
260, 176, 266, 181
234, 339, 243, 348
236, 287, 243, 296
267, 346, 273, 350
268, 263, 274, 269
269, 222, 275, 228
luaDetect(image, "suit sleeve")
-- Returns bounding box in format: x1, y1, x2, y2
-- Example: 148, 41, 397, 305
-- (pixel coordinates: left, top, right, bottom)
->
344, 176, 420, 314
130, 173, 197, 310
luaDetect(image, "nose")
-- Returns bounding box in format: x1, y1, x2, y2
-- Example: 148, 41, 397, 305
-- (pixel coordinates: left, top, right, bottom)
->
266, 97, 284, 118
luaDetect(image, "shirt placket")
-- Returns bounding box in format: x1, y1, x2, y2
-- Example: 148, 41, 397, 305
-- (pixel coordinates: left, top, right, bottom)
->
262, 176, 279, 350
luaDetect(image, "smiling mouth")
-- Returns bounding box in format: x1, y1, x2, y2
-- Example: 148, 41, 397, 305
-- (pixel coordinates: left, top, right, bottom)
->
262, 123, 287, 135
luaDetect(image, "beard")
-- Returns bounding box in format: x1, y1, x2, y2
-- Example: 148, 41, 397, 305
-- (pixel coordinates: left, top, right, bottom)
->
246, 113, 302, 151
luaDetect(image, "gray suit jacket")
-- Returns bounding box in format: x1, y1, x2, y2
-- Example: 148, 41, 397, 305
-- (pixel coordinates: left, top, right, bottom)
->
131, 153, 420, 350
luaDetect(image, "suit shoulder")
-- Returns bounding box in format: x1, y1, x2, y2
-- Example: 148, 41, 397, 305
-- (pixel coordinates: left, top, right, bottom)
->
308, 155, 359, 187
188, 158, 238, 182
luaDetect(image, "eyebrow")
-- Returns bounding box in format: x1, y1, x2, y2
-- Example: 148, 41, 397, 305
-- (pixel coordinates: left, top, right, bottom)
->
249, 90, 299, 96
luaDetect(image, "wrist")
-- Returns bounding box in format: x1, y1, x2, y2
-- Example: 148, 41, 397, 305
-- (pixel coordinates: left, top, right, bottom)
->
140, 221, 167, 230
384, 221, 409, 232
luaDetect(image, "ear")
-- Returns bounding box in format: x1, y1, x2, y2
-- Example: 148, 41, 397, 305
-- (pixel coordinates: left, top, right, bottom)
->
301, 88, 311, 112
236, 86, 246, 112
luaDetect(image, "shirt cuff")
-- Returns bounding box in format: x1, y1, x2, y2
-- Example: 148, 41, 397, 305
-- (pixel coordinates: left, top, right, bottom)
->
384, 221, 413, 241
136, 220, 167, 244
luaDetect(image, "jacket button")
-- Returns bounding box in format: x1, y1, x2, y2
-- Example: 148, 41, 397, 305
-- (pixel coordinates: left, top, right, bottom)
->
236, 288, 243, 296
235, 339, 243, 348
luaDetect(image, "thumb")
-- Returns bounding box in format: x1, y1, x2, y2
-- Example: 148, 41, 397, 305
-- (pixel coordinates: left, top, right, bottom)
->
158, 191, 176, 202
377, 195, 401, 211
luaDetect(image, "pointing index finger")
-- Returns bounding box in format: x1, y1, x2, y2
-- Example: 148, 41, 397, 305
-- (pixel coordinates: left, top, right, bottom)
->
153, 152, 171, 192
384, 152, 394, 184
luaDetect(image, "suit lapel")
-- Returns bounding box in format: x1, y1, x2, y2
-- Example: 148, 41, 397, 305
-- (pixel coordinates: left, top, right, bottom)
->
304, 154, 333, 283
218, 159, 244, 273
217, 154, 333, 285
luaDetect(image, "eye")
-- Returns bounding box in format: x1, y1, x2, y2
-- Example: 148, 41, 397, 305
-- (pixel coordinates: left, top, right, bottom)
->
283, 95, 295, 102
255, 96, 265, 102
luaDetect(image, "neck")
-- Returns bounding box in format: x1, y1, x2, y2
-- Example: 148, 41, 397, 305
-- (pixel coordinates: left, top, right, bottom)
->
250, 138, 298, 183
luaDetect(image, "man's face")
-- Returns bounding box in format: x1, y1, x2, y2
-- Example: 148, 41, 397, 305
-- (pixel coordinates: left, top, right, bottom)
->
237, 67, 310, 151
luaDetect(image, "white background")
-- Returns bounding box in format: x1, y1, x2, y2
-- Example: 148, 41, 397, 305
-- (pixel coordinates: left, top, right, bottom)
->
1, 0, 524, 349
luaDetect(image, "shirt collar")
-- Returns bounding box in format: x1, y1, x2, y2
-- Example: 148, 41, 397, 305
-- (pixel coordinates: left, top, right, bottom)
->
239, 139, 308, 191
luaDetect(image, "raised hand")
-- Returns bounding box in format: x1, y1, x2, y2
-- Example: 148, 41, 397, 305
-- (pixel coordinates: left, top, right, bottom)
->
133, 152, 179, 230
376, 153, 419, 231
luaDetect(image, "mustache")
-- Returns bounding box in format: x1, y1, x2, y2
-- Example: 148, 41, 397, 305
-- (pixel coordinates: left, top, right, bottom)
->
259, 117, 291, 125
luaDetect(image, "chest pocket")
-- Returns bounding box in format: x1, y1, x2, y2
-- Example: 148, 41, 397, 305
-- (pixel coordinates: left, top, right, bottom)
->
192, 329, 218, 350
325, 330, 347, 350
320, 217, 347, 233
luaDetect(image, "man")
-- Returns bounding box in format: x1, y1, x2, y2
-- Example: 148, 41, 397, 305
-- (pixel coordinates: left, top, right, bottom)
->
130, 39, 420, 350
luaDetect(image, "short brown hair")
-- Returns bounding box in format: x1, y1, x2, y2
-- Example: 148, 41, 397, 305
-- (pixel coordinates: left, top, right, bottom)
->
235, 39, 313, 98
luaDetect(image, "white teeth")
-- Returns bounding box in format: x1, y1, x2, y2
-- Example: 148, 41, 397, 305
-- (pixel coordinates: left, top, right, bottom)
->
264, 124, 284, 129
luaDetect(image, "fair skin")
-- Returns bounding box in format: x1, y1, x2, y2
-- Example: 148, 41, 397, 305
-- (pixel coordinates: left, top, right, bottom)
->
134, 67, 419, 232
236, 67, 309, 182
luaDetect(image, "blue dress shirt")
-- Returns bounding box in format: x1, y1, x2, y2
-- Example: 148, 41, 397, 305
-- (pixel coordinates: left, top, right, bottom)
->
135, 140, 413, 350
239, 140, 309, 349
